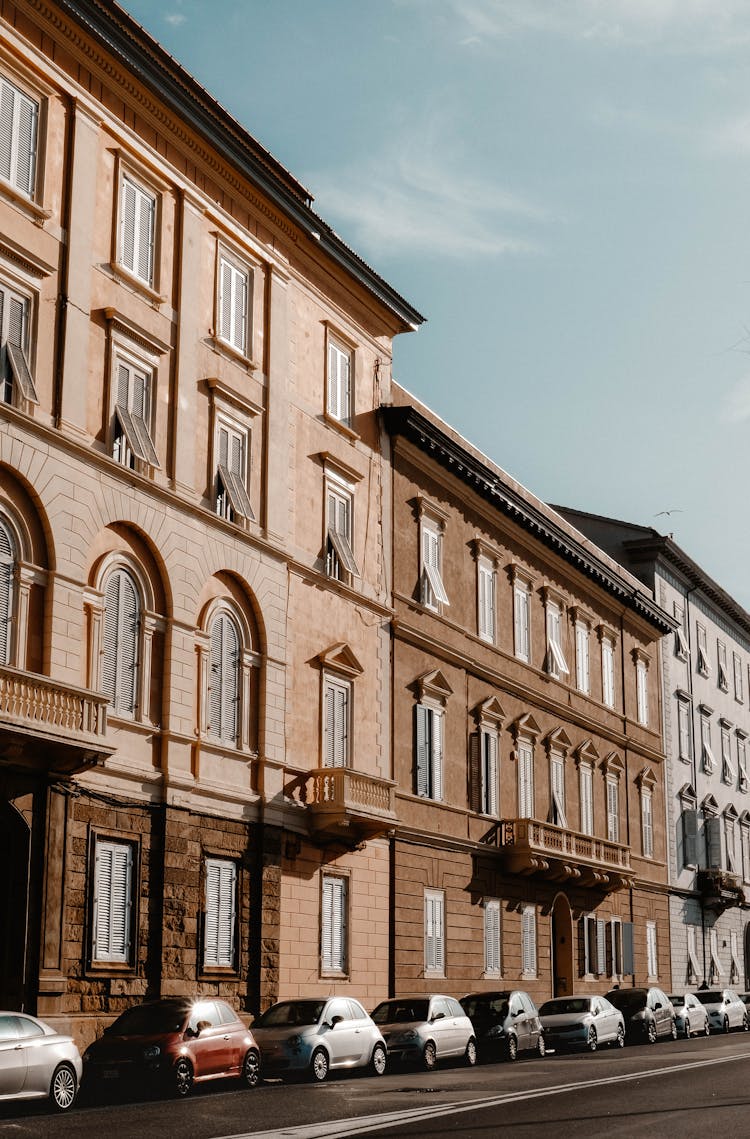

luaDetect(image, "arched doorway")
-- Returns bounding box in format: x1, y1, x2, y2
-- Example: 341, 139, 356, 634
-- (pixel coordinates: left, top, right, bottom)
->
551, 894, 574, 997
0, 800, 31, 1009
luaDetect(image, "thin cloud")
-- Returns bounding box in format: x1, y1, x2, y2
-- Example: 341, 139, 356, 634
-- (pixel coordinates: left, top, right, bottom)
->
164, 11, 186, 26
720, 375, 750, 424
307, 137, 547, 261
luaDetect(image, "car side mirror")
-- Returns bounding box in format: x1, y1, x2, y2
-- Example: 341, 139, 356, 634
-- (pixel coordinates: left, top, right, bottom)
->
329, 1015, 343, 1028
653, 1003, 661, 1011
432, 1012, 445, 1022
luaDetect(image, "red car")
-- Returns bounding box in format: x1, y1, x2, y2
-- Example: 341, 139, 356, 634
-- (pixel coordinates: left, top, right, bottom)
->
83, 997, 260, 1097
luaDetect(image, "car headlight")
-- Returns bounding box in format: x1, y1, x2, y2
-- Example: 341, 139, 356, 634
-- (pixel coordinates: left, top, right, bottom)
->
143, 1045, 161, 1060
288, 1035, 303, 1048
486, 1025, 505, 1038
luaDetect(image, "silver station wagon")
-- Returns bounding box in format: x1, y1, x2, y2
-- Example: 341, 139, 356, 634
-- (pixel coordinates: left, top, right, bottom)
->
0, 1012, 82, 1112
252, 997, 386, 1082
370, 995, 477, 1070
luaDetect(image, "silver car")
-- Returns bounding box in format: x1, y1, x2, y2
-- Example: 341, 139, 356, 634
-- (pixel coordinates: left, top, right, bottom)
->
0, 1012, 81, 1112
370, 995, 477, 1070
694, 989, 749, 1033
252, 997, 386, 1082
668, 993, 710, 1038
539, 995, 625, 1052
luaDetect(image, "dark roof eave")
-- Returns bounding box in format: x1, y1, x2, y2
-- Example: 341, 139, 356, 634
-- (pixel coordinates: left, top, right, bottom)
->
383, 406, 675, 635
57, 0, 425, 331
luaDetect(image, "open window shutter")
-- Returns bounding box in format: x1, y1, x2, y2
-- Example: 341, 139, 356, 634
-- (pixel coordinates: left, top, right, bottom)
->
415, 704, 430, 797
218, 424, 229, 469
469, 731, 482, 813
15, 93, 36, 196
597, 918, 606, 975
136, 187, 155, 284
425, 893, 437, 971
622, 921, 634, 975
209, 618, 223, 737
431, 710, 443, 801
0, 82, 13, 182
327, 342, 339, 417
324, 682, 336, 767
7, 296, 24, 349
219, 259, 233, 342
0, 521, 14, 666
234, 268, 248, 354
339, 351, 350, 422
486, 731, 498, 816
117, 571, 139, 716
102, 572, 121, 704
321, 877, 333, 969
332, 682, 349, 768
580, 766, 593, 835
93, 842, 113, 960
706, 816, 722, 869
217, 861, 236, 967
120, 178, 137, 272
221, 615, 239, 743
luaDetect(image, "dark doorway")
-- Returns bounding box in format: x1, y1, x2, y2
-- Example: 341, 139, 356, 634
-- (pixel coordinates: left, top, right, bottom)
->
551, 894, 574, 997
0, 799, 32, 1009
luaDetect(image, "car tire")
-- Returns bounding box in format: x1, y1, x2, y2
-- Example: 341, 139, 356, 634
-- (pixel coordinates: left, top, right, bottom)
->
614, 1025, 625, 1049
50, 1063, 77, 1112
311, 1048, 329, 1082
423, 1041, 437, 1071
241, 1048, 260, 1089
464, 1039, 477, 1067
723, 1016, 730, 1035
587, 1027, 597, 1052
505, 1034, 518, 1062
704, 1018, 710, 1037
670, 1018, 678, 1041
173, 1058, 194, 1098
646, 1020, 657, 1045
743, 1014, 749, 1032
537, 1033, 546, 1058
371, 1044, 387, 1076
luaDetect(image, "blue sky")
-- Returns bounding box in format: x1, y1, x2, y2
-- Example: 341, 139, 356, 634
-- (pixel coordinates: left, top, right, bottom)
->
123, 0, 750, 607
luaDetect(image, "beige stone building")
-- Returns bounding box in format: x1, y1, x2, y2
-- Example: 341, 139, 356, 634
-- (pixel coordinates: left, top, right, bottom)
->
382, 393, 675, 1005
0, 0, 421, 1044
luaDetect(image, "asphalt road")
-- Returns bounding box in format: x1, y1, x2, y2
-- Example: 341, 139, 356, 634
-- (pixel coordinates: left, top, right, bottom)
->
2, 1032, 750, 1139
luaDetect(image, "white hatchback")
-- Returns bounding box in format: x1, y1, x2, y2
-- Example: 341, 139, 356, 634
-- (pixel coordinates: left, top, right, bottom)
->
370, 996, 477, 1070
693, 989, 749, 1033
252, 997, 387, 1082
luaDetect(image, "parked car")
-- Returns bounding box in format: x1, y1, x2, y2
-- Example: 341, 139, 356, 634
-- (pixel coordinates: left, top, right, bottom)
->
252, 997, 386, 1082
693, 989, 749, 1033
83, 997, 260, 1097
538, 995, 624, 1052
460, 990, 544, 1061
370, 995, 476, 1070
668, 993, 710, 1038
0, 1012, 81, 1112
605, 987, 677, 1044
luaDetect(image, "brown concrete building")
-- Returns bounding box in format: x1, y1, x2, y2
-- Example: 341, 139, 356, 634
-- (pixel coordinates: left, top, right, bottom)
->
0, 0, 421, 1044
382, 394, 675, 1005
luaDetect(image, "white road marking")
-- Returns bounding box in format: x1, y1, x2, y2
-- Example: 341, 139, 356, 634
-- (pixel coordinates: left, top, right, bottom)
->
221, 1050, 750, 1139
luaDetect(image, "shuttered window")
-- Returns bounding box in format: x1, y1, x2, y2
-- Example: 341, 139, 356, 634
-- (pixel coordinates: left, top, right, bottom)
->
734, 653, 744, 702
324, 675, 350, 768
579, 763, 593, 836
646, 921, 658, 978
583, 915, 597, 974
327, 339, 351, 424
424, 889, 445, 974
218, 256, 249, 355
208, 611, 241, 744
0, 76, 38, 198
730, 929, 741, 984
701, 714, 716, 774
696, 623, 710, 676
113, 358, 159, 469
0, 283, 36, 406
641, 788, 654, 858
119, 174, 156, 286
483, 899, 501, 976
415, 703, 443, 800
203, 858, 236, 969
709, 928, 723, 981
742, 824, 750, 883
477, 559, 495, 642
687, 927, 700, 983
721, 725, 736, 785
216, 419, 254, 522
517, 740, 534, 819
545, 601, 569, 678
718, 641, 729, 691
481, 728, 498, 816
682, 807, 698, 867
725, 815, 738, 873
636, 660, 649, 726
550, 754, 566, 827
705, 815, 722, 869
596, 918, 607, 976
321, 875, 347, 973
92, 839, 133, 964
601, 636, 615, 708
326, 480, 358, 580
610, 918, 623, 977
0, 518, 15, 666
677, 698, 691, 761
521, 905, 537, 976
420, 521, 449, 609
738, 736, 748, 792
621, 921, 635, 975
606, 776, 619, 842
575, 621, 590, 693
514, 583, 530, 662
102, 568, 140, 717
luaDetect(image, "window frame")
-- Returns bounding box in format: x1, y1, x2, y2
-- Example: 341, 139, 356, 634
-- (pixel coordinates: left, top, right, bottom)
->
477, 555, 496, 644
521, 905, 537, 978
575, 619, 590, 694
216, 249, 251, 359
90, 836, 135, 968
601, 632, 616, 709
721, 722, 736, 786
718, 640, 729, 692
424, 888, 445, 977
325, 469, 359, 583
321, 873, 349, 976
214, 412, 254, 524
116, 166, 158, 291
415, 701, 444, 801
517, 737, 535, 819
677, 695, 692, 763
701, 711, 716, 775
646, 920, 658, 980
202, 856, 238, 972
0, 72, 40, 203
673, 602, 689, 661
579, 760, 594, 836
325, 331, 354, 428
544, 597, 569, 679
110, 346, 160, 472
738, 733, 748, 793
635, 657, 649, 727
513, 577, 531, 663
687, 926, 700, 985
696, 623, 710, 677
322, 672, 352, 769
483, 898, 502, 978
419, 515, 449, 611
0, 276, 37, 409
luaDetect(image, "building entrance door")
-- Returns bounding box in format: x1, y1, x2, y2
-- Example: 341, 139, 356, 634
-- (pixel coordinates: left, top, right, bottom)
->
0, 800, 31, 1010
551, 894, 574, 997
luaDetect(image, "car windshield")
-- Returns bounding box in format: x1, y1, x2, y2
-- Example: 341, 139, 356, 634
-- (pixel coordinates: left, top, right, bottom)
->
669, 996, 685, 1008
605, 990, 646, 1013
461, 995, 510, 1021
539, 998, 590, 1016
106, 1002, 189, 1036
371, 1000, 429, 1025
695, 992, 723, 1006
254, 1001, 326, 1028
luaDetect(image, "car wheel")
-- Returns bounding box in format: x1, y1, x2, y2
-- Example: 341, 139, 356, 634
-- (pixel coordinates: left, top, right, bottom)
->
587, 1027, 597, 1052
311, 1048, 329, 1082
537, 1033, 546, 1058
241, 1048, 260, 1089
670, 1018, 678, 1041
371, 1043, 387, 1076
50, 1063, 77, 1112
505, 1034, 518, 1062
704, 1018, 710, 1036
646, 1020, 657, 1045
173, 1058, 194, 1098
614, 1024, 625, 1049
723, 1016, 730, 1035
464, 1038, 477, 1067
743, 1013, 749, 1032
423, 1041, 437, 1071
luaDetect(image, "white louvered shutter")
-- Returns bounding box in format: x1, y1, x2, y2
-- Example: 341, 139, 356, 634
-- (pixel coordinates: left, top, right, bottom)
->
580, 764, 593, 835
602, 640, 615, 707
0, 519, 14, 665
327, 341, 351, 422
120, 177, 137, 274
321, 876, 347, 972
204, 859, 236, 968
514, 586, 529, 660
596, 918, 606, 976
120, 176, 155, 284
483, 730, 498, 816
642, 791, 654, 857
551, 755, 566, 826
0, 82, 12, 185
518, 741, 534, 818
209, 612, 240, 743
102, 569, 139, 715
219, 258, 248, 354
576, 623, 590, 692
93, 840, 132, 963
478, 562, 494, 641
522, 907, 536, 975
416, 704, 430, 797
425, 891, 444, 973
484, 900, 501, 974
324, 678, 349, 768
431, 709, 443, 801
219, 258, 234, 344
606, 778, 619, 842
0, 79, 38, 197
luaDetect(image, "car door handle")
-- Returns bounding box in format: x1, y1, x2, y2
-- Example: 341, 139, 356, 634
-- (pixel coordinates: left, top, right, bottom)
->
223, 1034, 230, 1040
13, 1044, 23, 1050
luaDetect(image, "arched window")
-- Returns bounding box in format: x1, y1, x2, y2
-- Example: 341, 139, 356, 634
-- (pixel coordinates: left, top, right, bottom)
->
102, 567, 140, 715
0, 516, 15, 666
208, 610, 240, 743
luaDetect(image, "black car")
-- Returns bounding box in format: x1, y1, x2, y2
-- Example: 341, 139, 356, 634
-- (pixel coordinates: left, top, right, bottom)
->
604, 987, 677, 1044
460, 990, 545, 1061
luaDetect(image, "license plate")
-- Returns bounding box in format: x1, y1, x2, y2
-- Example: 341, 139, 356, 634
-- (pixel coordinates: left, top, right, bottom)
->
102, 1068, 120, 1080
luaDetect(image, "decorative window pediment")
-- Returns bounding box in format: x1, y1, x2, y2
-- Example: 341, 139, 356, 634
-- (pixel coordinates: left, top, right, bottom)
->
702, 794, 720, 818
316, 642, 363, 679
544, 726, 573, 756
679, 782, 697, 807
511, 712, 541, 743
601, 751, 624, 778
637, 766, 657, 789
473, 695, 506, 727
724, 803, 739, 821
416, 668, 453, 705
575, 739, 600, 767
740, 809, 750, 827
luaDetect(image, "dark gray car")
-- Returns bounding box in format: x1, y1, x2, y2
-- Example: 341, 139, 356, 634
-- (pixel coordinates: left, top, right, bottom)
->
605, 987, 677, 1044
460, 990, 545, 1061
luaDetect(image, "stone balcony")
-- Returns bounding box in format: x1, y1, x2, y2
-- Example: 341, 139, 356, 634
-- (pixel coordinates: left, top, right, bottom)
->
0, 664, 112, 775
299, 766, 398, 843
697, 868, 744, 912
487, 817, 634, 893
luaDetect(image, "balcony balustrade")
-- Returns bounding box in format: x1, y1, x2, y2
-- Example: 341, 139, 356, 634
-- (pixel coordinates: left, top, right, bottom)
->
292, 766, 398, 842
487, 817, 634, 893
697, 868, 744, 912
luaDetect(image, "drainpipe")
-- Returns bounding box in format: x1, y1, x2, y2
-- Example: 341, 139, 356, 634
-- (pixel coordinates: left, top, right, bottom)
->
682, 583, 703, 980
